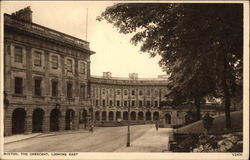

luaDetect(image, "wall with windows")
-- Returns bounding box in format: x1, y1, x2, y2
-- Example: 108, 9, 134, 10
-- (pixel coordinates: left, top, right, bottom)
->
4, 9, 94, 136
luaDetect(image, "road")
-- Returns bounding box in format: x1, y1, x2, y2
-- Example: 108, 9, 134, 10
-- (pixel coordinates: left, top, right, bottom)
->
4, 124, 171, 152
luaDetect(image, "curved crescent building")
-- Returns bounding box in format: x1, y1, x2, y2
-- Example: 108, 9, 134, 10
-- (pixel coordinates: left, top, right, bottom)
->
90, 73, 169, 126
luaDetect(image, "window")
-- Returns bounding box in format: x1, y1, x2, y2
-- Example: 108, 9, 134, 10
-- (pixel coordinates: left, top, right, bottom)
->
155, 90, 159, 96
117, 100, 120, 106
124, 90, 128, 96
139, 90, 143, 96
34, 51, 42, 66
80, 84, 86, 99
95, 100, 99, 106
95, 88, 99, 98
102, 100, 105, 106
51, 55, 58, 69
51, 81, 58, 97
34, 79, 42, 96
14, 77, 22, 94
109, 100, 113, 106
139, 100, 143, 107
124, 101, 127, 107
146, 101, 150, 107
102, 88, 106, 95
67, 82, 73, 98
67, 59, 73, 72
79, 62, 86, 74
155, 101, 158, 107
132, 100, 135, 107
131, 90, 135, 96
116, 89, 121, 95
146, 90, 150, 96
14, 46, 22, 63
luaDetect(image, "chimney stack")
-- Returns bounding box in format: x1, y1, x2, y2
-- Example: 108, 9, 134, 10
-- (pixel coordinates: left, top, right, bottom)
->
103, 72, 112, 79
129, 73, 138, 80
11, 6, 32, 23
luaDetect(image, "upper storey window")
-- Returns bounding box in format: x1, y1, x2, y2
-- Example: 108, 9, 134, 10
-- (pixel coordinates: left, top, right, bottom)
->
124, 89, 128, 96
14, 77, 23, 94
51, 55, 59, 69
79, 61, 86, 74
116, 89, 121, 95
146, 90, 151, 96
34, 51, 42, 66
139, 90, 143, 96
14, 46, 23, 63
67, 59, 73, 72
131, 90, 135, 96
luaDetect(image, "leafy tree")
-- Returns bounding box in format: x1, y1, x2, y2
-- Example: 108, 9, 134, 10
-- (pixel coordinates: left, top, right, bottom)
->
98, 3, 243, 129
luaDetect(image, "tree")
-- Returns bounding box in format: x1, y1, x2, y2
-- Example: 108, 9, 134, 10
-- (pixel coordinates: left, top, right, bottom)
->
98, 3, 243, 129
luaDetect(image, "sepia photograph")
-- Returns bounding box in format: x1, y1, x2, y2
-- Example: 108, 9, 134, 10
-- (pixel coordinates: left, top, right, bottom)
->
1, 0, 249, 159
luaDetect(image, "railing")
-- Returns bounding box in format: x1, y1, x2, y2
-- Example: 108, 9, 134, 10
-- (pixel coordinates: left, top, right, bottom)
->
4, 14, 90, 50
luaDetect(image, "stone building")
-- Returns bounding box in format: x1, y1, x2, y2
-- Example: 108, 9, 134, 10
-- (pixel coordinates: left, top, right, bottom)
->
90, 72, 222, 128
90, 72, 169, 126
4, 7, 94, 136
3, 7, 222, 136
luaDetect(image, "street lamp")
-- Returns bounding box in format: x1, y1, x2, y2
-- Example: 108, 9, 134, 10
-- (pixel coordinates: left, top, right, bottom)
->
126, 96, 131, 147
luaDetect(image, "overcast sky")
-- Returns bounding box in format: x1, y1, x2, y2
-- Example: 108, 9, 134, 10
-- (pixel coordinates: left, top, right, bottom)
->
2, 1, 165, 78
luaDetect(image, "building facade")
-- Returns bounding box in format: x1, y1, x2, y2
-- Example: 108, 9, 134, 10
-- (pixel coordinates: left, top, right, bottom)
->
90, 72, 222, 128
4, 7, 94, 136
3, 7, 222, 136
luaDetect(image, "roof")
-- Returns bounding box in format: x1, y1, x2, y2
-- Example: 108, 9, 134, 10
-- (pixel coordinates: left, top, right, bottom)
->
4, 14, 95, 55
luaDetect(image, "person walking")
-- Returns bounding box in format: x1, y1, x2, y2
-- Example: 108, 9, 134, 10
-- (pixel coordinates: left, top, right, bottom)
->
155, 121, 159, 131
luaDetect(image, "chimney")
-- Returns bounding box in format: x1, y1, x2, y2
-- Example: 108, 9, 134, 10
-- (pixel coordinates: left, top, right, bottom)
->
129, 73, 138, 80
103, 72, 112, 79
11, 6, 33, 23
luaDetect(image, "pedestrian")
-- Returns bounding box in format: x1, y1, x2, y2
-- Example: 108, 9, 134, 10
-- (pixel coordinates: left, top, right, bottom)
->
89, 124, 94, 133
155, 121, 159, 131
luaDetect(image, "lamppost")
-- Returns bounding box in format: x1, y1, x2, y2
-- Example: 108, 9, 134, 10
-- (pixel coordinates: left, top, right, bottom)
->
126, 96, 131, 147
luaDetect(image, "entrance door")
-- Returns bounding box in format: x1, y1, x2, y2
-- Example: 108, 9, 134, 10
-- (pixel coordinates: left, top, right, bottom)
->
50, 109, 60, 131
12, 108, 26, 134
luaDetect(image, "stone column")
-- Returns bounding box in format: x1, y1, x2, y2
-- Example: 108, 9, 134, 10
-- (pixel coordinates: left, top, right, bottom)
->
43, 115, 50, 133
73, 111, 79, 130
59, 112, 65, 131
25, 114, 32, 134
4, 113, 12, 136
114, 112, 116, 121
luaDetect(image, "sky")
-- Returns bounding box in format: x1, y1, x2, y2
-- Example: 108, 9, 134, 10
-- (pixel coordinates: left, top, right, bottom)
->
2, 1, 165, 78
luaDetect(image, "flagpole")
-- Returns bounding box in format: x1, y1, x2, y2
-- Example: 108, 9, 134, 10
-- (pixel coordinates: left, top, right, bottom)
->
85, 8, 88, 41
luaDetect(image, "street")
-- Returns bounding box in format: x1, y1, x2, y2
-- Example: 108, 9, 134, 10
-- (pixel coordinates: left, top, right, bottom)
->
4, 124, 171, 152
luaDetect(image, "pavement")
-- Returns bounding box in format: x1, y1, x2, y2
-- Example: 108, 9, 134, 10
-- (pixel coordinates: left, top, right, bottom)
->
4, 129, 89, 144
4, 124, 172, 152
115, 127, 172, 152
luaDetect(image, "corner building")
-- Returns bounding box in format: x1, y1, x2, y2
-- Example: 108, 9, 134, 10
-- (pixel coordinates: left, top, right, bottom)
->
4, 7, 94, 136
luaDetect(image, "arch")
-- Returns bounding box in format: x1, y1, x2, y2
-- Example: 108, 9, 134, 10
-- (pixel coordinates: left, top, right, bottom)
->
102, 111, 107, 121
165, 113, 171, 124
116, 111, 121, 120
65, 109, 75, 130
79, 109, 88, 123
146, 112, 151, 121
32, 108, 44, 133
153, 112, 159, 121
109, 111, 114, 121
95, 111, 100, 121
12, 108, 26, 134
131, 111, 136, 121
50, 109, 60, 131
123, 111, 128, 120
138, 112, 144, 120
